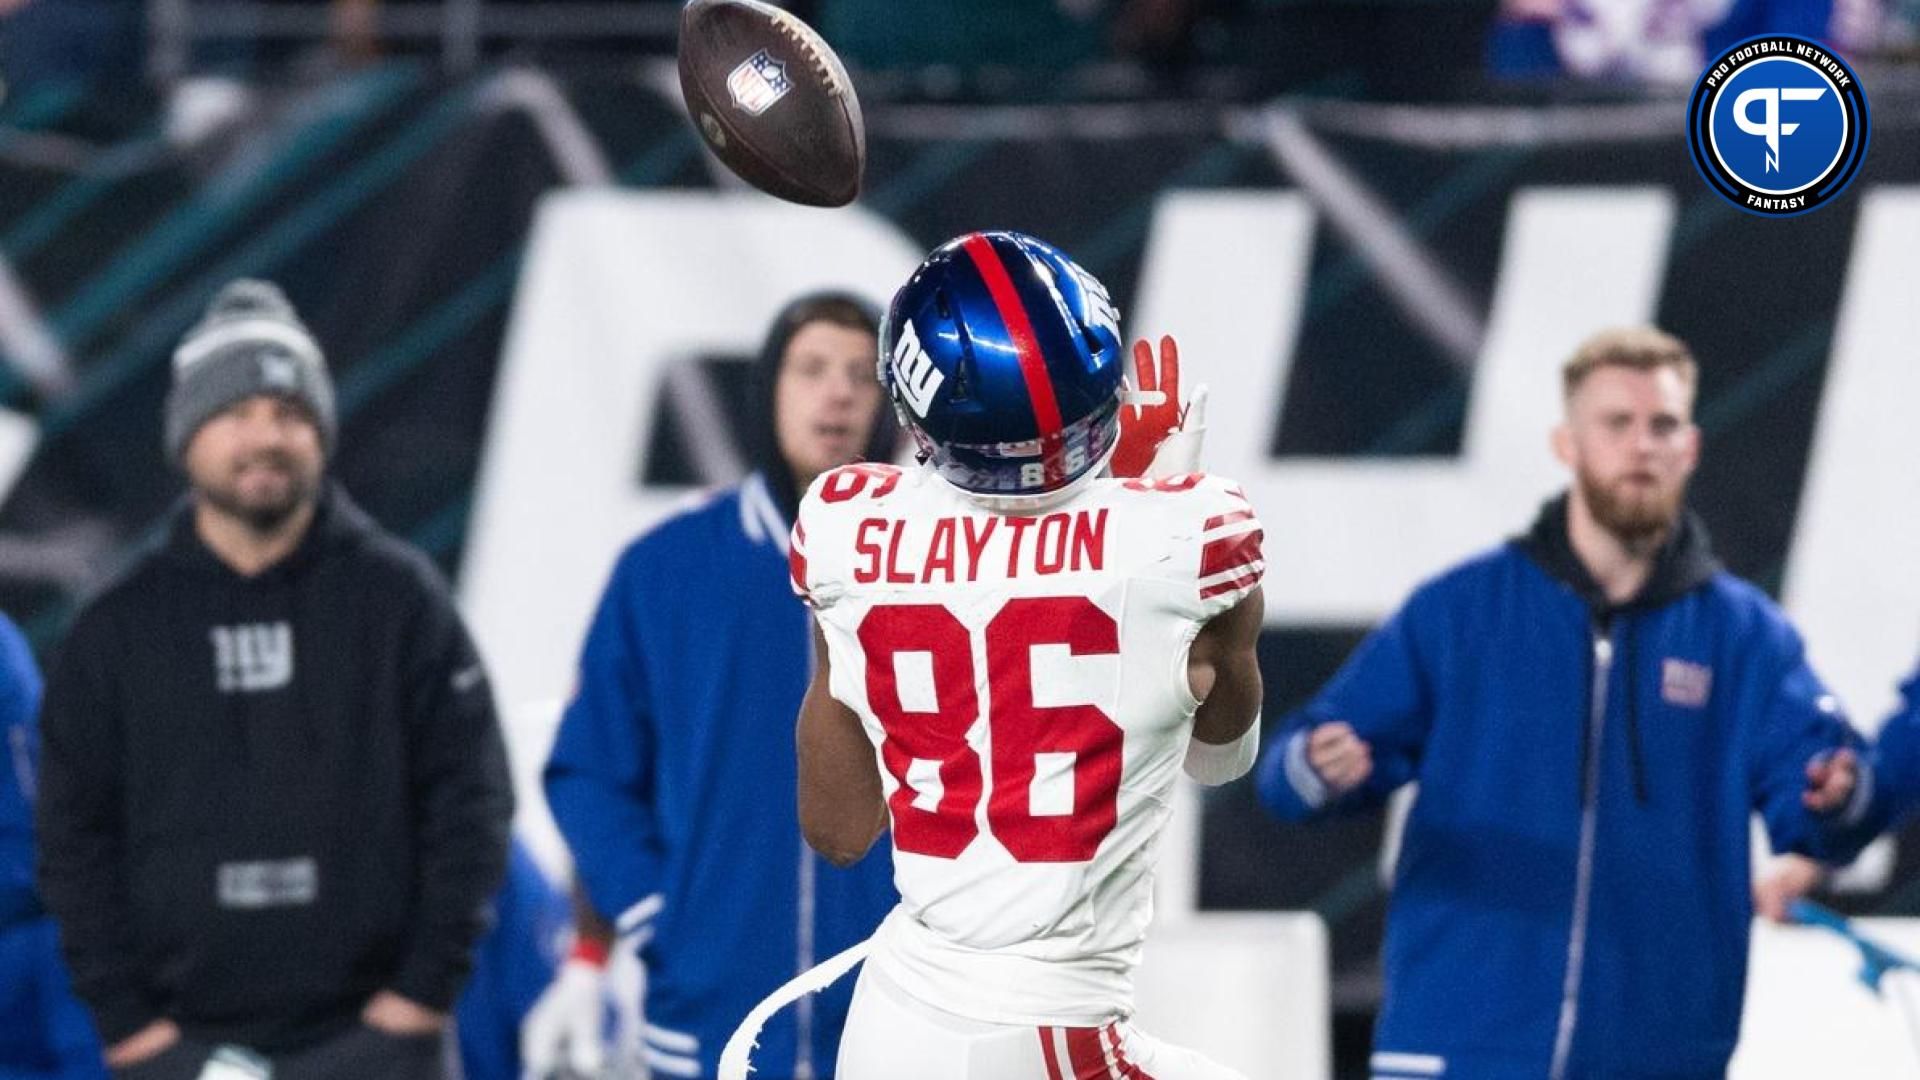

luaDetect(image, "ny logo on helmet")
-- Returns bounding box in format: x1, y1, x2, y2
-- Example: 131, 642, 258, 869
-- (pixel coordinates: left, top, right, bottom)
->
1072, 266, 1121, 343
890, 318, 945, 418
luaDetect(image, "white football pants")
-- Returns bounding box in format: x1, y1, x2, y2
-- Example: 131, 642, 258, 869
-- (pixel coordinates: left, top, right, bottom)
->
835, 964, 1248, 1080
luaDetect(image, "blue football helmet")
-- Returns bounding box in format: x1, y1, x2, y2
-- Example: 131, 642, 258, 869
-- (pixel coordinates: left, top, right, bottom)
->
880, 231, 1126, 507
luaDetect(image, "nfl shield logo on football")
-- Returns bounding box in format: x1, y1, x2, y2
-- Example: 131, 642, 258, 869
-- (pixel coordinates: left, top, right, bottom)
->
726, 49, 794, 116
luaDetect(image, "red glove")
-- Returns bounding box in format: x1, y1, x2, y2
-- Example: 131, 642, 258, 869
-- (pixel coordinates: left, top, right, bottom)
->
1112, 336, 1184, 479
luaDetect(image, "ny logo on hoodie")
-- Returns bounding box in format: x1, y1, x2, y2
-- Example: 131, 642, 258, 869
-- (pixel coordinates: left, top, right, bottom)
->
210, 622, 294, 693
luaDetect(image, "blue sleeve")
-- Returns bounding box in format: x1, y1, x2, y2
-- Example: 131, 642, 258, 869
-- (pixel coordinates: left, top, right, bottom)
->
544, 545, 669, 932
1, 612, 43, 918
1857, 664, 1920, 834
26, 916, 108, 1080
0, 613, 42, 732
1256, 593, 1433, 823
1749, 618, 1873, 863
0, 616, 103, 1080
0, 919, 104, 1080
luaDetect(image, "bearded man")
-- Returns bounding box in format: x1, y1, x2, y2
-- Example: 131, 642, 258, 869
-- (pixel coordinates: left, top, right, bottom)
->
1258, 326, 1873, 1080
36, 280, 513, 1080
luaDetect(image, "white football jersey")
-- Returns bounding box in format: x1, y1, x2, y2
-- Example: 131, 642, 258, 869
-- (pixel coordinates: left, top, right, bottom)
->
791, 462, 1264, 1026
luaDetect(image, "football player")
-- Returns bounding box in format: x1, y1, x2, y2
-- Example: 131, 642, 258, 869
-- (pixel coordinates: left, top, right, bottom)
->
789, 231, 1263, 1080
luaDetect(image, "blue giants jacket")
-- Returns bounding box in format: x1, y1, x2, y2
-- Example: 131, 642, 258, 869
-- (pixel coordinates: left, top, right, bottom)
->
545, 474, 897, 1079
0, 613, 105, 1080
1258, 497, 1871, 1080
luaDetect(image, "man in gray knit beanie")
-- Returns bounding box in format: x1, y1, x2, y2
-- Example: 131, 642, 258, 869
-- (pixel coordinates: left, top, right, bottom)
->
37, 275, 510, 1077
164, 279, 337, 542
166, 278, 336, 466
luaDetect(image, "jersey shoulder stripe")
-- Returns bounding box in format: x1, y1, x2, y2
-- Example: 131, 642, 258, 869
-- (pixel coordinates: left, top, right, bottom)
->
788, 521, 812, 604
1167, 476, 1264, 606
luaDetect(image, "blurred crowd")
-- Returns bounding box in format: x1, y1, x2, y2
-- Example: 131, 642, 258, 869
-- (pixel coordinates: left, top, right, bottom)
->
2, 0, 1917, 105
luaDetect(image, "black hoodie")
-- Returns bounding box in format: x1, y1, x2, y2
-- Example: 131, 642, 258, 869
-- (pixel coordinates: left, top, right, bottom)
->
1514, 492, 1723, 803
35, 485, 514, 1051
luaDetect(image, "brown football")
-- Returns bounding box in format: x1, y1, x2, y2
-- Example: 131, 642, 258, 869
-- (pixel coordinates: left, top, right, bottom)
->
676, 0, 866, 208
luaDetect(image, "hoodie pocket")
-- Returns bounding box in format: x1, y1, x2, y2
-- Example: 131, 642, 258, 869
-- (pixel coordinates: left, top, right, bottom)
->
128, 836, 221, 996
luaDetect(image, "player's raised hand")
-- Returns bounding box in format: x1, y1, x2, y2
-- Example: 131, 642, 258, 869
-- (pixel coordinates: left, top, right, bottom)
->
1802, 747, 1860, 814
1150, 381, 1207, 478
1308, 721, 1374, 796
1113, 335, 1191, 478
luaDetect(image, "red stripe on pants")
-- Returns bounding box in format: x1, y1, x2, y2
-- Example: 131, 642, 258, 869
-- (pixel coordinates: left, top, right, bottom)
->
1066, 1026, 1114, 1079
1106, 1023, 1157, 1080
1039, 1027, 1067, 1080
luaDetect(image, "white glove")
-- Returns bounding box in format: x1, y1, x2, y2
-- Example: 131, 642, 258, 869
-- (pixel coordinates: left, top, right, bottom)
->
1146, 382, 1207, 478
521, 957, 607, 1079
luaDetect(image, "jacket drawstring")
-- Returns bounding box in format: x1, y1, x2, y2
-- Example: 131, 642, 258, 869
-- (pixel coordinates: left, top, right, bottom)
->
1588, 612, 1651, 806
1584, 614, 1607, 806
1623, 617, 1649, 805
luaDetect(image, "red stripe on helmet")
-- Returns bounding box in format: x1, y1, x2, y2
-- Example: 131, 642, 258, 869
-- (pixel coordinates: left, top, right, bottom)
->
960, 233, 1067, 482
